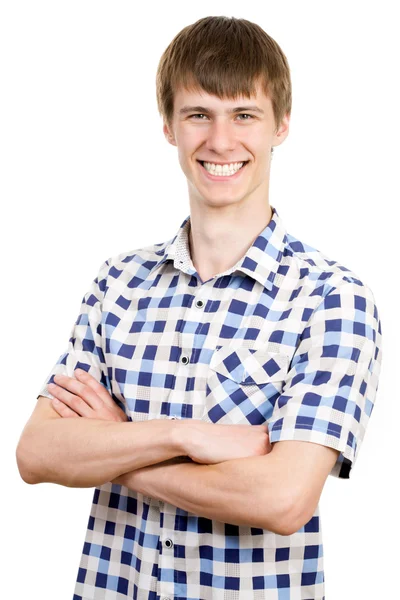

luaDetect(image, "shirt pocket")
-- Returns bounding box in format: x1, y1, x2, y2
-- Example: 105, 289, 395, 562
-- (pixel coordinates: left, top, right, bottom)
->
203, 345, 290, 425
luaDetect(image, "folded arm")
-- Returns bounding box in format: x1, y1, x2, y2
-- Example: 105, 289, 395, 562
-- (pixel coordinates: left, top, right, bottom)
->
113, 453, 290, 534
16, 385, 185, 488
19, 370, 338, 536
114, 440, 339, 536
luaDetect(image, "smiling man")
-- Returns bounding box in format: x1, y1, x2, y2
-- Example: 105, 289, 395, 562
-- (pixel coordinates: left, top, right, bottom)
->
16, 15, 382, 600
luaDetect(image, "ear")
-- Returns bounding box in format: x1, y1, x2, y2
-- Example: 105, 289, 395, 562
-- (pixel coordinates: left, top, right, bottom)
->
272, 113, 290, 148
163, 122, 177, 147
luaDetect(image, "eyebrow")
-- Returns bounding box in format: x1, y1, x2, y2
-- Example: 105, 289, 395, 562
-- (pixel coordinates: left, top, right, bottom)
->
178, 105, 265, 116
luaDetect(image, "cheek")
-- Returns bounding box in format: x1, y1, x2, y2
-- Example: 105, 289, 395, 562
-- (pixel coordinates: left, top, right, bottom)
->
243, 126, 271, 148
180, 128, 204, 151
252, 142, 273, 169
177, 136, 202, 167
177, 154, 193, 179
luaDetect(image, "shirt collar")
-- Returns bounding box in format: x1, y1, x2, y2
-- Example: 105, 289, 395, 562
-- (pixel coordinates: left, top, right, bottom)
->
150, 205, 287, 291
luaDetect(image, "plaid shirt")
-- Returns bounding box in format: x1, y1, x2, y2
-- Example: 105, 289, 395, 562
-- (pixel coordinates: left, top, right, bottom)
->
37, 206, 382, 600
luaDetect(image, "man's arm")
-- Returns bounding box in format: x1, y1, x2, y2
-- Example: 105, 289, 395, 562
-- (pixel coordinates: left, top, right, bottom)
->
114, 440, 339, 535
114, 453, 289, 534
17, 372, 271, 490
16, 395, 184, 488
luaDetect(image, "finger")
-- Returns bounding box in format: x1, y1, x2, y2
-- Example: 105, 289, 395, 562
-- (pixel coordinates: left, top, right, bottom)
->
47, 382, 94, 418
52, 374, 104, 411
74, 369, 116, 408
51, 396, 79, 418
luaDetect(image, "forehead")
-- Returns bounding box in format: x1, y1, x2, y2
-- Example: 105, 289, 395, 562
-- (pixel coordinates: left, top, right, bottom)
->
174, 81, 272, 113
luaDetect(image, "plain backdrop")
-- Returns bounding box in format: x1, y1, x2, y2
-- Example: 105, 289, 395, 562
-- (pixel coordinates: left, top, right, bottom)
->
1, 1, 399, 598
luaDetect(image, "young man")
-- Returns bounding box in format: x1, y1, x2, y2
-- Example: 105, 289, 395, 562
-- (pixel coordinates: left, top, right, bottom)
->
17, 16, 382, 600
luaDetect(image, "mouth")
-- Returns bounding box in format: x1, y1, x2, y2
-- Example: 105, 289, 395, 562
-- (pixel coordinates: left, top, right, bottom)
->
196, 160, 249, 179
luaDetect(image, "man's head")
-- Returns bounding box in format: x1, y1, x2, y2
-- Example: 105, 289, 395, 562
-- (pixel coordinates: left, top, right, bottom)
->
156, 16, 291, 210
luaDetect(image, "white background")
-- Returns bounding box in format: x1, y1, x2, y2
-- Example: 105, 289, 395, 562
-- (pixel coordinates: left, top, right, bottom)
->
1, 1, 398, 598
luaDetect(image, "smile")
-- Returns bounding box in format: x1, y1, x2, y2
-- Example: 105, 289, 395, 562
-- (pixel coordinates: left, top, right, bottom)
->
197, 160, 249, 180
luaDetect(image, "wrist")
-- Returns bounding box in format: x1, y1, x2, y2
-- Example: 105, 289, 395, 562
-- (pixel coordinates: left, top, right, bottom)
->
170, 418, 194, 456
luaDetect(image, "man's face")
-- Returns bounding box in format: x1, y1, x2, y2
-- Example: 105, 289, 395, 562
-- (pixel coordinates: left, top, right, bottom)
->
163, 80, 290, 209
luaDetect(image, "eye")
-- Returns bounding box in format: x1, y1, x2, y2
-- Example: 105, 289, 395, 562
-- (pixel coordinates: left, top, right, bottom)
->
189, 113, 254, 121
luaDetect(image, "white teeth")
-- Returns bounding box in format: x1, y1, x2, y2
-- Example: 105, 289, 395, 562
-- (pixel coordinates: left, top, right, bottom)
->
202, 161, 245, 176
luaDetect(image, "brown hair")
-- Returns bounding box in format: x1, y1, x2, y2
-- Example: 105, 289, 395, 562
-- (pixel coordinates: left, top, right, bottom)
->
156, 16, 292, 135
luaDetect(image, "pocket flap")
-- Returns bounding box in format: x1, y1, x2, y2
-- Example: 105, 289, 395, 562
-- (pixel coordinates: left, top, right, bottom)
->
209, 345, 290, 385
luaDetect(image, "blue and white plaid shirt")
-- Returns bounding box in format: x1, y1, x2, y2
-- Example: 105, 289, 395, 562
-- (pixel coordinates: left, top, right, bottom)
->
38, 206, 382, 599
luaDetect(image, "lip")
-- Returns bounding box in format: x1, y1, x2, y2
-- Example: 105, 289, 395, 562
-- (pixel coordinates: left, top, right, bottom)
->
197, 160, 249, 181
198, 160, 248, 165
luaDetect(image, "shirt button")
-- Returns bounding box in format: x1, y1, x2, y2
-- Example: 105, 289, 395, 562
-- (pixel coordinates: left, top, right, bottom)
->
195, 299, 204, 308
181, 355, 189, 365
164, 538, 174, 548
169, 415, 178, 420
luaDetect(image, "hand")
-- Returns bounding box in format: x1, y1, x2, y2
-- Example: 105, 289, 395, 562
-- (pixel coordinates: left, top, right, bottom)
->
47, 369, 128, 422
180, 421, 272, 464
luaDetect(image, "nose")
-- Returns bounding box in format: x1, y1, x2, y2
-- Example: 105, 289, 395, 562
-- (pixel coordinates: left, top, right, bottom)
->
204, 117, 237, 155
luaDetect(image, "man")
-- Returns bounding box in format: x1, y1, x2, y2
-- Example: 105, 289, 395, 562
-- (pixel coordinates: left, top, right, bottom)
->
16, 15, 382, 600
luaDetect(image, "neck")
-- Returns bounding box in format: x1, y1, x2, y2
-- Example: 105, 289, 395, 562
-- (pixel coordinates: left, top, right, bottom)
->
187, 199, 273, 284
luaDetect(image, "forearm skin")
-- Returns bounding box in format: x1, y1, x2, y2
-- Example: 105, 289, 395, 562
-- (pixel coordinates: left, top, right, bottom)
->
17, 418, 183, 488
118, 455, 289, 534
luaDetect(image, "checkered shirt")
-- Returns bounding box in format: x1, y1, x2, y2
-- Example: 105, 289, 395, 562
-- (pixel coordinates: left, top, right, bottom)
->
37, 206, 382, 600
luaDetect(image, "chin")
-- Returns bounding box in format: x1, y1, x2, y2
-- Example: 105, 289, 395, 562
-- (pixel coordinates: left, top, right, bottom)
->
199, 193, 246, 207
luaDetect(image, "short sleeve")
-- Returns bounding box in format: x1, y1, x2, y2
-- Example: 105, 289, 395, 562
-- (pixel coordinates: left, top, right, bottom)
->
267, 280, 382, 479
36, 257, 113, 401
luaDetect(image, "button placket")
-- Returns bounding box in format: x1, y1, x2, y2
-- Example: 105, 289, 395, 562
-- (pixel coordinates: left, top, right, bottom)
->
167, 290, 207, 425
158, 512, 177, 600
179, 295, 205, 366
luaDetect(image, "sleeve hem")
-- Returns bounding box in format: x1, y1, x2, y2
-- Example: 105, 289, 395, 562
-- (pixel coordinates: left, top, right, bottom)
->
268, 424, 356, 479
